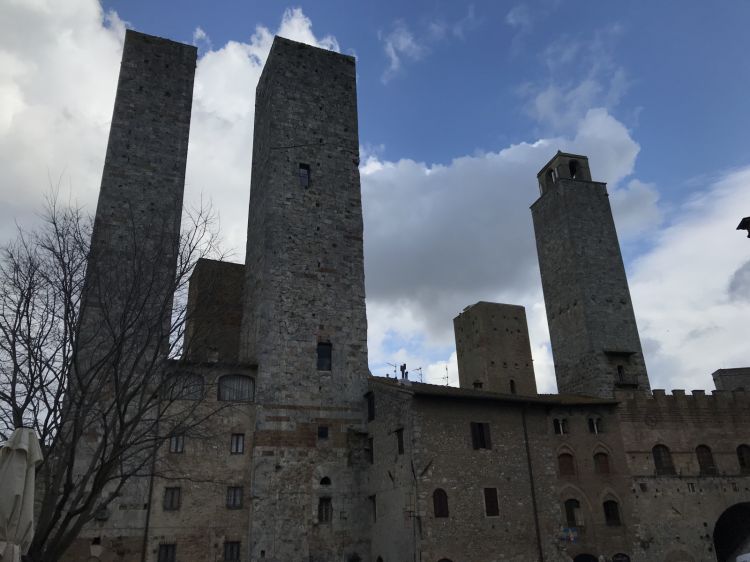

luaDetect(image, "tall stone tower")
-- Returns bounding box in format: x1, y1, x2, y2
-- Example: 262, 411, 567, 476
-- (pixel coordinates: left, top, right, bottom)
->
531, 152, 650, 398
240, 37, 370, 561
454, 302, 538, 395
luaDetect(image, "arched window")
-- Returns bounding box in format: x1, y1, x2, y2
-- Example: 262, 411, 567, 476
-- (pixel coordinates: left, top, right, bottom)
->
696, 445, 717, 475
558, 453, 576, 476
594, 452, 610, 475
738, 444, 750, 474
569, 159, 579, 179
320, 477, 331, 486
433, 489, 449, 518
165, 373, 204, 400
652, 444, 676, 475
563, 498, 581, 527
218, 375, 254, 401
553, 418, 568, 435
588, 417, 603, 434
603, 500, 621, 526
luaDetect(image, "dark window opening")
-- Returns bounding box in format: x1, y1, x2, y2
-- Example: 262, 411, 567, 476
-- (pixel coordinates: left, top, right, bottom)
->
603, 500, 621, 526
594, 452, 611, 475
299, 163, 311, 188
320, 477, 331, 486
738, 444, 750, 474
569, 159, 579, 179
564, 498, 580, 527
169, 434, 184, 454
366, 392, 375, 421
395, 428, 404, 454
553, 418, 568, 435
617, 365, 625, 382
483, 488, 499, 517
158, 544, 176, 562
218, 375, 254, 401
696, 445, 717, 475
653, 444, 676, 476
318, 497, 333, 523
318, 425, 329, 440
470, 422, 492, 450
366, 437, 374, 464
510, 379, 516, 394
230, 433, 245, 454
163, 487, 181, 511
433, 488, 449, 518
369, 495, 377, 522
473, 381, 483, 390
588, 417, 603, 434
224, 541, 241, 562
226, 486, 243, 509
558, 453, 576, 476
317, 342, 332, 371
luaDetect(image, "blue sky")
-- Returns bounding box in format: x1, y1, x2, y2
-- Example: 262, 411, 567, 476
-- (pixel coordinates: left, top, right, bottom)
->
3, 0, 750, 393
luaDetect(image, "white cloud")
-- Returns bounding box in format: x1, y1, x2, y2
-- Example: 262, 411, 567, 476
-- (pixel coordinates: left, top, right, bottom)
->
380, 21, 425, 83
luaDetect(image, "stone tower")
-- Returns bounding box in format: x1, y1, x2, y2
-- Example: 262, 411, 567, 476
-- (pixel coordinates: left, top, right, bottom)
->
531, 152, 650, 398
454, 302, 538, 395
239, 37, 370, 561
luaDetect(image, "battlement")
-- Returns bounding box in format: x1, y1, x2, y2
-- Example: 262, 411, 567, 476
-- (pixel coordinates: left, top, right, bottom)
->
615, 388, 750, 421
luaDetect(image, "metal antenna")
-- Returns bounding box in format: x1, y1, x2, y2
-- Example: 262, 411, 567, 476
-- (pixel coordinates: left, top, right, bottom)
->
413, 367, 423, 383
443, 364, 449, 386
386, 362, 398, 378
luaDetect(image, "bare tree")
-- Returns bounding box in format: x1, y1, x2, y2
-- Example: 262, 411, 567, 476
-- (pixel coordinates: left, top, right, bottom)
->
0, 196, 228, 562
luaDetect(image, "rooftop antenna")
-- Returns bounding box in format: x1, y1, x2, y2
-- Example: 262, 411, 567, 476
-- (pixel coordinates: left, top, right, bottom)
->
413, 367, 423, 383
386, 362, 398, 379
399, 363, 409, 380
443, 364, 449, 386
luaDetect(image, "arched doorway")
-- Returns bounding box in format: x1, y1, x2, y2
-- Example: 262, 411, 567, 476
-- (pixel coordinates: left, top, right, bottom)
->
714, 502, 750, 562
574, 555, 598, 562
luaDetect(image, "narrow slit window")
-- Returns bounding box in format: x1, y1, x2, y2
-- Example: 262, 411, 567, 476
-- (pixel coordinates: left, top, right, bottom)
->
366, 392, 375, 421
317, 342, 332, 371
299, 163, 311, 188
366, 437, 374, 464
395, 428, 404, 454
483, 488, 499, 517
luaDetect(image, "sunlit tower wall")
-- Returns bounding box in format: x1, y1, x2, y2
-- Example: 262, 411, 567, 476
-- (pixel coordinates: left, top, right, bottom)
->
530, 152, 650, 399
239, 37, 370, 561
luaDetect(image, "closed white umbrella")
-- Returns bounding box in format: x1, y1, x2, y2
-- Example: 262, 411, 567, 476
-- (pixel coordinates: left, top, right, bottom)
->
0, 428, 43, 562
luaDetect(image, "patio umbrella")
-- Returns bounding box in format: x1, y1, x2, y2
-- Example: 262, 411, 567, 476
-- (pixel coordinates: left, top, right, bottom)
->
0, 428, 43, 562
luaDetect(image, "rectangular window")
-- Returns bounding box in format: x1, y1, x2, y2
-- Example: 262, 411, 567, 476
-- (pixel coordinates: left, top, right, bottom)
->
484, 488, 499, 517
169, 434, 184, 454
318, 497, 332, 523
318, 425, 329, 440
157, 544, 176, 562
369, 494, 377, 522
224, 541, 241, 561
366, 437, 374, 464
470, 422, 492, 450
299, 163, 310, 188
226, 486, 243, 509
395, 428, 404, 454
163, 487, 181, 511
317, 342, 332, 371
230, 433, 245, 454
366, 392, 375, 421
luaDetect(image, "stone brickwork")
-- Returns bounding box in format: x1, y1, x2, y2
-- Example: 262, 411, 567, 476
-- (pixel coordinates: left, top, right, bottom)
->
531, 152, 650, 399
712, 367, 750, 391
454, 301, 538, 395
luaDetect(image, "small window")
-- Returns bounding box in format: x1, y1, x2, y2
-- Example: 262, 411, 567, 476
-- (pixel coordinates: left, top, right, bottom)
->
224, 541, 241, 561
558, 453, 576, 476
318, 497, 333, 523
299, 163, 311, 188
588, 417, 603, 434
553, 418, 568, 435
603, 500, 621, 526
366, 437, 374, 464
320, 477, 331, 486
473, 380, 483, 390
226, 486, 243, 509
163, 487, 181, 511
738, 444, 750, 474
509, 379, 516, 394
318, 425, 329, 440
230, 433, 245, 454
564, 498, 580, 527
483, 488, 499, 517
696, 445, 717, 475
158, 544, 176, 562
653, 444, 676, 476
395, 428, 404, 454
317, 342, 332, 371
617, 365, 625, 381
366, 392, 375, 421
594, 452, 611, 475
218, 375, 254, 402
433, 488, 449, 518
169, 434, 184, 454
568, 159, 579, 179
470, 422, 492, 450
369, 494, 377, 522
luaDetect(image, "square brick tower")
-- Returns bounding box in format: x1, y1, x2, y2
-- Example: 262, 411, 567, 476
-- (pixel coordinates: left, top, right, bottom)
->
531, 152, 650, 398
239, 37, 370, 561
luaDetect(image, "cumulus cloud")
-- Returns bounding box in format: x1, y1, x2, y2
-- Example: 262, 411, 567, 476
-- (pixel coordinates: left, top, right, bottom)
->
380, 21, 425, 83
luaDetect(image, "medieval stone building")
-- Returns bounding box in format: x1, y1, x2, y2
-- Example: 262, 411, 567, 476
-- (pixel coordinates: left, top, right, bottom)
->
68, 29, 750, 562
